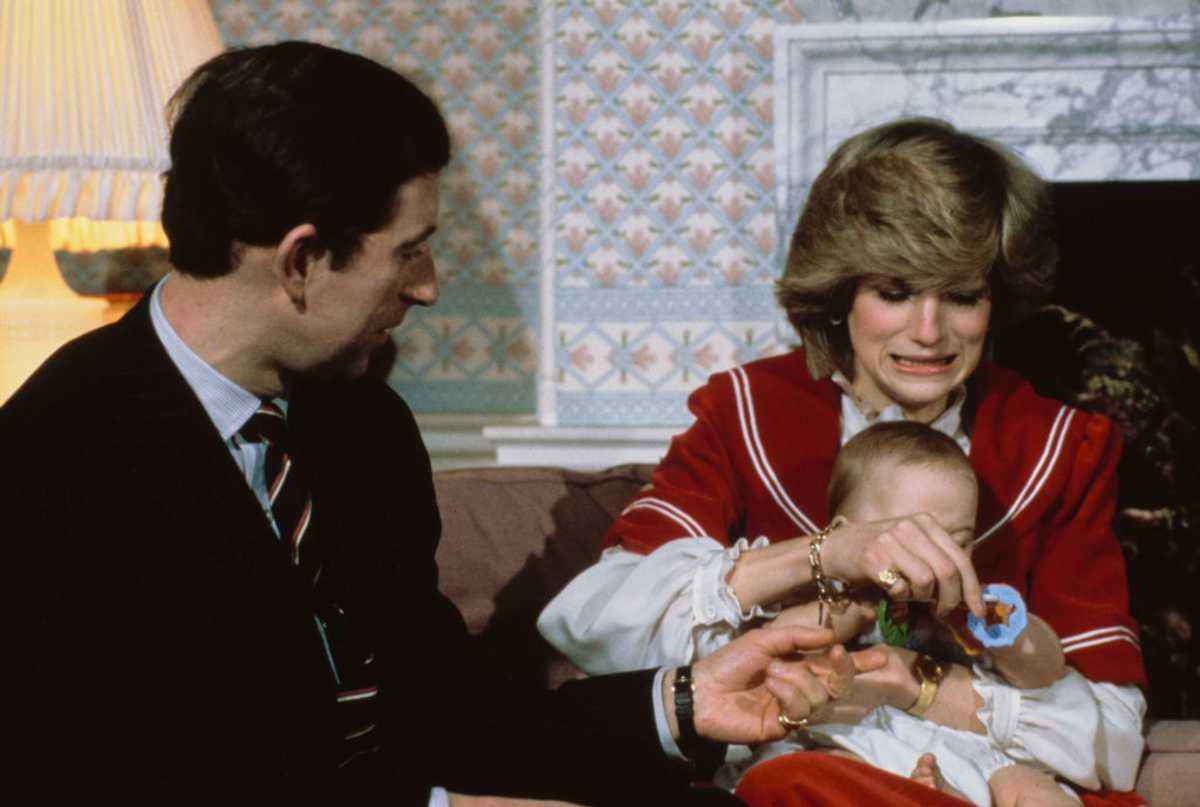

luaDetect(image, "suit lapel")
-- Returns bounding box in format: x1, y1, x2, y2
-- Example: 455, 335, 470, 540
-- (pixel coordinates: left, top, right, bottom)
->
105, 298, 310, 602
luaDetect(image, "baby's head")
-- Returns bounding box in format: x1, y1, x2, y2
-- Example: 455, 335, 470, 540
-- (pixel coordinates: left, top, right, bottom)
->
829, 421, 978, 548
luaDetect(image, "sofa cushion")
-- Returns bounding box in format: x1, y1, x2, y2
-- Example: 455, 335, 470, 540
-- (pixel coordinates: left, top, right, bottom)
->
433, 463, 652, 689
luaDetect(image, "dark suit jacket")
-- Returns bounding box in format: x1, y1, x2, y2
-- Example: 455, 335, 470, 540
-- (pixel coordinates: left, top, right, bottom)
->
6, 298, 731, 806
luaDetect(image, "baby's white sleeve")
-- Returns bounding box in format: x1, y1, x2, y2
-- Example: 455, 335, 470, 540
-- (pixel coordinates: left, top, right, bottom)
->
973, 667, 1146, 790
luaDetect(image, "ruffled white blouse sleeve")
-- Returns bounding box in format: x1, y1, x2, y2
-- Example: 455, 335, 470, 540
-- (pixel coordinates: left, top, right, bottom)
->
536, 540, 775, 675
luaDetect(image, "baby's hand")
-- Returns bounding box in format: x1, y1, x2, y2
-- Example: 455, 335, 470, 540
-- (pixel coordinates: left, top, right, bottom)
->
940, 583, 1028, 655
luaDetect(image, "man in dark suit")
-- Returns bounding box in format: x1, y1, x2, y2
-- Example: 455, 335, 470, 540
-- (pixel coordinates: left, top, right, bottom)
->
5, 42, 881, 806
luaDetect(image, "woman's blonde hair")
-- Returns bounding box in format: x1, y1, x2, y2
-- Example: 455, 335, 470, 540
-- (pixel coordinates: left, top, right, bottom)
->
777, 118, 1057, 380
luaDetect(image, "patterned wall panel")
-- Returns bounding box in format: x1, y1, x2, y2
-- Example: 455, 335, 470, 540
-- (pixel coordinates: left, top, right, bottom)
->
211, 0, 541, 414
550, 0, 797, 425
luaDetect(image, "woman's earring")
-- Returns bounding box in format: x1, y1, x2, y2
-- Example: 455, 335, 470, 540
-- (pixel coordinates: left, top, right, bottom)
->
830, 314, 844, 326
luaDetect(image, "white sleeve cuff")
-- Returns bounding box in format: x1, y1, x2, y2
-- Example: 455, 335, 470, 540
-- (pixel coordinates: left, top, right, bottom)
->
428, 785, 450, 807
701, 536, 781, 626
653, 666, 688, 763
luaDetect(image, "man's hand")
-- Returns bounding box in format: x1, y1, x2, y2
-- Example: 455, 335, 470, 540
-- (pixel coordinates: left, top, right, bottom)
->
674, 625, 887, 744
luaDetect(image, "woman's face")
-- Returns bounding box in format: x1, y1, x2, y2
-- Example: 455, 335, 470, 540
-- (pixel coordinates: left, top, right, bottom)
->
846, 275, 991, 423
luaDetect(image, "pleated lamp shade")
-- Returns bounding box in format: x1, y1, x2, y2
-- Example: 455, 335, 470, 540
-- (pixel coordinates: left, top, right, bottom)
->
0, 0, 223, 401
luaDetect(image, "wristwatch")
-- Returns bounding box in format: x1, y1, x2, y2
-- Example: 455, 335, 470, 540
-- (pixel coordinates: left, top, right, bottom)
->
671, 665, 727, 776
907, 653, 947, 717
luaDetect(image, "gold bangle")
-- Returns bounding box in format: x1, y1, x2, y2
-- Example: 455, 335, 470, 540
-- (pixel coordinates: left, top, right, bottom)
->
907, 653, 947, 717
808, 524, 849, 622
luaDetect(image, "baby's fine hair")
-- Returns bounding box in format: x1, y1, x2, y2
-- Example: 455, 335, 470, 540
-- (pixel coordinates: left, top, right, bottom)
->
828, 421, 976, 517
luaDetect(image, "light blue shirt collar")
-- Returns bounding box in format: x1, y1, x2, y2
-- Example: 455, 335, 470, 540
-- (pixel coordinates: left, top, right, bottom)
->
148, 274, 262, 441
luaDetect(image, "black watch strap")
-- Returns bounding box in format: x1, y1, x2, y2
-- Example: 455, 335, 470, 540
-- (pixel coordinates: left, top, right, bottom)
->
672, 665, 726, 777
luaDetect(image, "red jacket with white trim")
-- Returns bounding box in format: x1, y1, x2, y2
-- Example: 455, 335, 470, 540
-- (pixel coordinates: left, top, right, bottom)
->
604, 350, 1146, 688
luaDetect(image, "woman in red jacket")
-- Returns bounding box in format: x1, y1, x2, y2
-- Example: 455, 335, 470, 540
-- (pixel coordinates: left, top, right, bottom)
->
539, 118, 1146, 806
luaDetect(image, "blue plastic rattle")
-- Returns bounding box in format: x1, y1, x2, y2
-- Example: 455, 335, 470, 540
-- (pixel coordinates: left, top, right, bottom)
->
965, 583, 1028, 647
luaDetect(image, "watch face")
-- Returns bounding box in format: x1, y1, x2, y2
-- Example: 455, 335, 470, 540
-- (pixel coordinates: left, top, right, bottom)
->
915, 654, 947, 683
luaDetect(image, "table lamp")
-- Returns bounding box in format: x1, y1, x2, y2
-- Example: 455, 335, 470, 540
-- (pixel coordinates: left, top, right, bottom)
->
0, 0, 222, 402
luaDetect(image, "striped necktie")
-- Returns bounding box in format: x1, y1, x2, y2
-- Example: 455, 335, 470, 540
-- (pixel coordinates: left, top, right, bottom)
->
239, 401, 313, 568
242, 404, 378, 761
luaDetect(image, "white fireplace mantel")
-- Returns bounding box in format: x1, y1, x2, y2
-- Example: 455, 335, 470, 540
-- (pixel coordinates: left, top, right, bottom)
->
452, 15, 1199, 472
773, 16, 1199, 232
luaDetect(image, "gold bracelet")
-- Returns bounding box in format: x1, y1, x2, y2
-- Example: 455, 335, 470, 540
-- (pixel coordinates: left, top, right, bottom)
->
907, 654, 947, 717
808, 524, 848, 623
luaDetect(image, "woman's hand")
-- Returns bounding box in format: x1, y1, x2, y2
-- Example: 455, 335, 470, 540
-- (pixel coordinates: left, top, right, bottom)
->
820, 514, 985, 618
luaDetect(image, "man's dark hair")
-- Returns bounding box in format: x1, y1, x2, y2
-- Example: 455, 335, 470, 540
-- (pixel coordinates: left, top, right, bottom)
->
162, 41, 451, 278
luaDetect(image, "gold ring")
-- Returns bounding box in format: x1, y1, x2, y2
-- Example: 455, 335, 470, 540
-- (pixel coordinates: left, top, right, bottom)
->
777, 713, 809, 731
877, 567, 902, 588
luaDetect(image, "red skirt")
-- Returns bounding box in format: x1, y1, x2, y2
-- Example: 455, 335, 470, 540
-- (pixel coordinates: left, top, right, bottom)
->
733, 751, 1145, 807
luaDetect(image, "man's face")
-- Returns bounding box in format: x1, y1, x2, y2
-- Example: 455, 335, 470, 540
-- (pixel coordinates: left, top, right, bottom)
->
297, 173, 440, 379
845, 459, 978, 548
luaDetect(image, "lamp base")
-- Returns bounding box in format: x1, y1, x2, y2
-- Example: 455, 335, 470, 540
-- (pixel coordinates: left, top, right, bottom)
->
0, 221, 108, 403
0, 296, 109, 401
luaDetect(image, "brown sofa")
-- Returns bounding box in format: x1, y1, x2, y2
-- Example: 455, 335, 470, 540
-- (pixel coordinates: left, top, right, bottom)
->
433, 464, 1200, 806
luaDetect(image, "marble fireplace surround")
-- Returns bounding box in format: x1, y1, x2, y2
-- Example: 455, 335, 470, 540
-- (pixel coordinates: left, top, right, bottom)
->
773, 16, 1199, 240
468, 15, 1199, 470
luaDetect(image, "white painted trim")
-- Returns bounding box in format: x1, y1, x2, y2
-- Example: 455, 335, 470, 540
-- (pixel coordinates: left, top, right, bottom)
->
772, 23, 791, 235
774, 15, 1200, 236
484, 418, 676, 470
537, 0, 558, 427
415, 414, 500, 470
417, 414, 677, 471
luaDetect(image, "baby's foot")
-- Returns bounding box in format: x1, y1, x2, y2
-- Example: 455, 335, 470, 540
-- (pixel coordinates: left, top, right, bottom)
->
911, 752, 947, 791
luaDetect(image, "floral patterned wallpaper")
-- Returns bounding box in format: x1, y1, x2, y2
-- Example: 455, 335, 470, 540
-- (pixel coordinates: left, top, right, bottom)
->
144, 1, 1193, 420
549, 0, 790, 425
213, 0, 543, 414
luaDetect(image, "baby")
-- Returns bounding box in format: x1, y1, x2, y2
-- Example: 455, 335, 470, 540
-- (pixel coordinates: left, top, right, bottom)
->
730, 421, 1076, 807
